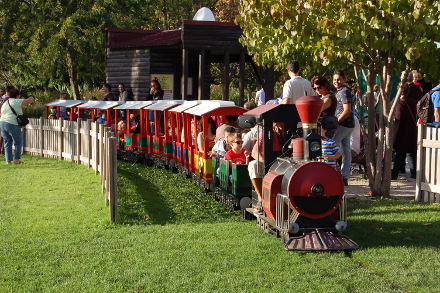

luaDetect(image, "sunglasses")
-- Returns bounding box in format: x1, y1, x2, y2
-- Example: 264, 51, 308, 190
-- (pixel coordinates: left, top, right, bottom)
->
313, 86, 323, 90
233, 141, 243, 144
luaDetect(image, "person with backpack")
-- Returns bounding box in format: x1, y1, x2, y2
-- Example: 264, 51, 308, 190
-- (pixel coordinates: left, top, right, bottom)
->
432, 82, 440, 122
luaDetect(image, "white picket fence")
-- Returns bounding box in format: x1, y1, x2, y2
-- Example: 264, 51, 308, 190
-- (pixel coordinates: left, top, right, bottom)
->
416, 124, 440, 203
23, 118, 118, 221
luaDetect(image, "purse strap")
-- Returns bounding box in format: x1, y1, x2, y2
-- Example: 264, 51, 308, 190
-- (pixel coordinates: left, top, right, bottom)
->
402, 99, 417, 126
7, 99, 19, 117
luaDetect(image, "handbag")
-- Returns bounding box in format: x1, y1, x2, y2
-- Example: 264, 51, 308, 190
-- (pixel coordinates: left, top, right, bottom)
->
8, 100, 29, 126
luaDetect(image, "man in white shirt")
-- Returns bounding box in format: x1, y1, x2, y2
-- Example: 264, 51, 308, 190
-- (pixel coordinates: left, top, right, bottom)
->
254, 87, 265, 106
280, 60, 313, 104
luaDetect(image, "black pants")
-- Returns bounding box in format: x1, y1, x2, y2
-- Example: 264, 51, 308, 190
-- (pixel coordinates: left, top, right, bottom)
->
392, 152, 416, 179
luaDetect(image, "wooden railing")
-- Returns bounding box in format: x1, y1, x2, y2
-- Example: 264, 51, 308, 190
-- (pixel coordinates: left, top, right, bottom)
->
416, 124, 440, 203
23, 118, 118, 221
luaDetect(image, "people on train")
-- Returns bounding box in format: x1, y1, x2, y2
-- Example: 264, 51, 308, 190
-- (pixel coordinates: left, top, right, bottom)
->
224, 133, 248, 164
212, 126, 236, 158
197, 117, 216, 153
215, 115, 241, 142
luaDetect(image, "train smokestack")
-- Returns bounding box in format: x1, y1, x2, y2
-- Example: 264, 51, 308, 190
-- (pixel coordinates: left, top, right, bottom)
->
295, 96, 323, 161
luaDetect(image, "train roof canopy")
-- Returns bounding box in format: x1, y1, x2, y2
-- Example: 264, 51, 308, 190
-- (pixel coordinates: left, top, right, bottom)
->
76, 101, 124, 109
243, 104, 299, 122
168, 100, 204, 113
45, 100, 86, 107
145, 100, 184, 111
114, 101, 155, 110
184, 101, 244, 116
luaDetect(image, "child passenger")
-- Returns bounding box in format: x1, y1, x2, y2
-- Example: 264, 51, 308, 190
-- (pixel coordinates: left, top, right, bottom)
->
320, 116, 341, 170
224, 133, 248, 164
211, 126, 236, 158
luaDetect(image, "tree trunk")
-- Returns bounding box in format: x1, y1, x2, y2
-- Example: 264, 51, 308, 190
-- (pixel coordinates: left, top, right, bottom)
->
66, 50, 80, 100
263, 65, 275, 101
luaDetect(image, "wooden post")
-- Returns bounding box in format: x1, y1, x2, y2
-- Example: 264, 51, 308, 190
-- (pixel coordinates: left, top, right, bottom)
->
239, 50, 246, 106
76, 118, 81, 164
182, 49, 189, 100
109, 137, 118, 221
430, 128, 438, 203
86, 119, 91, 168
415, 124, 424, 202
223, 50, 230, 101
59, 119, 63, 160
39, 117, 44, 157
198, 50, 205, 100
94, 121, 99, 174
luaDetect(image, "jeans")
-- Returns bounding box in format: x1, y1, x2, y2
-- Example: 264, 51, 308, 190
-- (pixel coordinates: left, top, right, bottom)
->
0, 122, 23, 162
333, 125, 354, 179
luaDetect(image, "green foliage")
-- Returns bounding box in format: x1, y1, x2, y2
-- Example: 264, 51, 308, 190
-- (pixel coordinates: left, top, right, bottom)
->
1, 155, 439, 292
237, 0, 440, 81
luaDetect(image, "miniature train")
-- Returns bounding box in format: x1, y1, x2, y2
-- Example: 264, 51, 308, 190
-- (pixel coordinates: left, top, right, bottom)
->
46, 97, 359, 251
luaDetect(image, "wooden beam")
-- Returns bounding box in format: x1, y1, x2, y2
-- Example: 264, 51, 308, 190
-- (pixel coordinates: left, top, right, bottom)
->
198, 50, 205, 100
182, 49, 189, 100
239, 49, 245, 106
223, 50, 230, 101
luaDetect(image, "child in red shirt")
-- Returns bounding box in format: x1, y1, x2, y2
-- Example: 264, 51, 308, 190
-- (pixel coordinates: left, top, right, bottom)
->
224, 133, 247, 164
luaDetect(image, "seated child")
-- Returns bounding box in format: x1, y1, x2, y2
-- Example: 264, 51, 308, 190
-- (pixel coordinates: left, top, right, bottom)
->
212, 126, 236, 159
320, 116, 341, 170
224, 133, 247, 165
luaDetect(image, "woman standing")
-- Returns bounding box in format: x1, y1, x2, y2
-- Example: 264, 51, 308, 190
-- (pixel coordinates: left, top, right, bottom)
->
392, 82, 422, 180
332, 70, 355, 186
146, 78, 164, 101
118, 83, 129, 102
0, 89, 35, 164
101, 83, 114, 101
311, 75, 337, 117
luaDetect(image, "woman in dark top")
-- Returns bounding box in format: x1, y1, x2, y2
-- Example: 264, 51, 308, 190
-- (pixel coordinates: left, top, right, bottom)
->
311, 75, 337, 117
392, 82, 423, 179
146, 78, 164, 101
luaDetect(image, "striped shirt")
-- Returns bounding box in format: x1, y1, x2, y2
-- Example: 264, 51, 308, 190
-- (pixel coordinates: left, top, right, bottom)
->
322, 139, 339, 170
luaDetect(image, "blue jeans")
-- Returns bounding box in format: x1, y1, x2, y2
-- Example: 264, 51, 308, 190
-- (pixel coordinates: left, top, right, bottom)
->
0, 122, 23, 162
333, 125, 354, 179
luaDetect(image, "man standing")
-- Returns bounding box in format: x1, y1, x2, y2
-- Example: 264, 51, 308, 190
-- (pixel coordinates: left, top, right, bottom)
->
254, 87, 265, 106
280, 60, 313, 104
432, 82, 440, 122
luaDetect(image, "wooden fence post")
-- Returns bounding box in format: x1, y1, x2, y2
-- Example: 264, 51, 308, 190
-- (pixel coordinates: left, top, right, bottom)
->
39, 117, 44, 157
415, 124, 425, 202
109, 137, 118, 221
86, 119, 91, 168
59, 119, 63, 160
76, 118, 82, 164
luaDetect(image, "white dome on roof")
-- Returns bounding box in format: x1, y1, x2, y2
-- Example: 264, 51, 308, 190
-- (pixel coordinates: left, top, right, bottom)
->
193, 7, 216, 21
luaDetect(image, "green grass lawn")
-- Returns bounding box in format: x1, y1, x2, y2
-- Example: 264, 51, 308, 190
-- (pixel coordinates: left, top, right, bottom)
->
1, 155, 439, 292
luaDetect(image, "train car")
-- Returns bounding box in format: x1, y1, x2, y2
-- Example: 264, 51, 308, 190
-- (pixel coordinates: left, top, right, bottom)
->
241, 96, 358, 252
168, 101, 203, 175
76, 100, 124, 128
113, 101, 154, 157
45, 99, 86, 121
145, 100, 184, 168
183, 101, 246, 190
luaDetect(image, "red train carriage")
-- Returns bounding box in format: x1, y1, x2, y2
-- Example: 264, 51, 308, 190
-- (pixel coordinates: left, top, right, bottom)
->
145, 100, 184, 167
113, 101, 155, 153
76, 101, 123, 128
45, 100, 86, 121
183, 101, 246, 190
168, 101, 203, 175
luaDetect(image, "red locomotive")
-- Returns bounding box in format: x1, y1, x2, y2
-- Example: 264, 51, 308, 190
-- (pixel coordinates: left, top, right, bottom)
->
240, 96, 358, 251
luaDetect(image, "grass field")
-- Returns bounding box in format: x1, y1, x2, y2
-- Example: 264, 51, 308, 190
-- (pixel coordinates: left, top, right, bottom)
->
1, 155, 439, 292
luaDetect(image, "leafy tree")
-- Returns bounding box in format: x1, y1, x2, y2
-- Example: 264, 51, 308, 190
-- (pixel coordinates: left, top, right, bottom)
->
237, 0, 440, 196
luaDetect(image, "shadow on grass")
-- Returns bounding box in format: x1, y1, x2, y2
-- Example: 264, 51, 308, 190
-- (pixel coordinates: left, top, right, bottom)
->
117, 165, 176, 225
347, 199, 440, 248
116, 162, 238, 226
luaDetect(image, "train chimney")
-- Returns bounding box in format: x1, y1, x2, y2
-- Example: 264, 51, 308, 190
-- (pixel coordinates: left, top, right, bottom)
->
295, 96, 323, 161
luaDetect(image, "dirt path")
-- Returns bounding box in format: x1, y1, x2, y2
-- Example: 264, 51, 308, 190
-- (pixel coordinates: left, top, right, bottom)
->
345, 172, 416, 200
